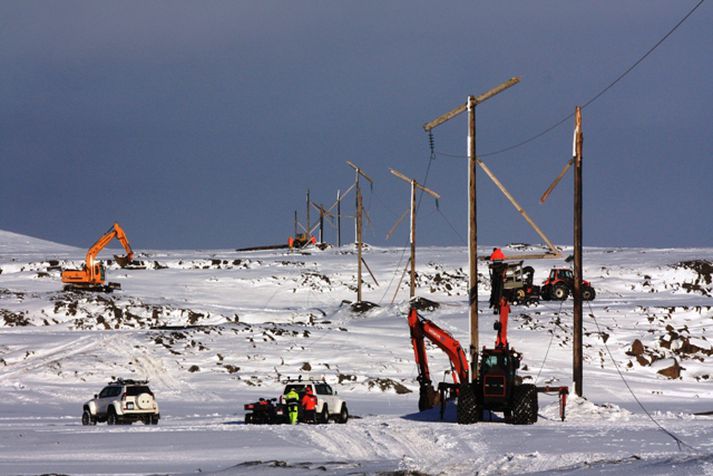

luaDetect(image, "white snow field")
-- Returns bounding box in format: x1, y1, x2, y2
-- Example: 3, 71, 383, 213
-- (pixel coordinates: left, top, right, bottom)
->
0, 229, 712, 475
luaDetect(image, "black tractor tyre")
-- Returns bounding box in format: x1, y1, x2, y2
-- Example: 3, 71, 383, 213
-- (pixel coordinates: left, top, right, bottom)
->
336, 405, 348, 424
82, 410, 96, 426
515, 288, 526, 303
540, 286, 552, 301
319, 405, 329, 424
245, 414, 253, 424
456, 382, 480, 424
511, 384, 538, 425
552, 284, 569, 301
151, 415, 159, 425
582, 287, 596, 301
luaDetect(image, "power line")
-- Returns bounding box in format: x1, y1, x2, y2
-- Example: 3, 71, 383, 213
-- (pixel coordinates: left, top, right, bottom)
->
587, 301, 700, 454
434, 0, 706, 160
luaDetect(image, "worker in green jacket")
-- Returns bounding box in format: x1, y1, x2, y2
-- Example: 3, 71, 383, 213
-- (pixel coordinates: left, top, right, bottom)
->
284, 388, 300, 425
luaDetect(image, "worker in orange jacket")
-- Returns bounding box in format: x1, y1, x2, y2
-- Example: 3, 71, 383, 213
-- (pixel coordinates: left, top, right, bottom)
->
489, 247, 505, 261
301, 386, 318, 423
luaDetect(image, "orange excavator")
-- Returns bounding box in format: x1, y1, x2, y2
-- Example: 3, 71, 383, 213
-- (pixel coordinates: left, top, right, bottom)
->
61, 223, 142, 293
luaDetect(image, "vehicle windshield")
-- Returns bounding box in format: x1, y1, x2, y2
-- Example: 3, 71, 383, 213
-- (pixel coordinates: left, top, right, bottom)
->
284, 384, 306, 394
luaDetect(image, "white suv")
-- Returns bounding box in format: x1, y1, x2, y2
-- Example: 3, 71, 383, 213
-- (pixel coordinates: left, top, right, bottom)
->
281, 380, 348, 423
82, 379, 160, 425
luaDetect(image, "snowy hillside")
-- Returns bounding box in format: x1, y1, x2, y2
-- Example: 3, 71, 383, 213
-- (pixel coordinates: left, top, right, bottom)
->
0, 230, 712, 475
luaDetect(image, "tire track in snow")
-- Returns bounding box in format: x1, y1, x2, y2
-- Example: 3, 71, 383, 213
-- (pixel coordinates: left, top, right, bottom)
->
302, 417, 483, 473
0, 333, 118, 381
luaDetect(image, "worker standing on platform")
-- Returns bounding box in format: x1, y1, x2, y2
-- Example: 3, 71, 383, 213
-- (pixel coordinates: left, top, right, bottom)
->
490, 247, 505, 261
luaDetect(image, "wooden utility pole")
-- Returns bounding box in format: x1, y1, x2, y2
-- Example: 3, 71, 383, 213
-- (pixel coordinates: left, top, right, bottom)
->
311, 202, 332, 244
356, 186, 363, 301
423, 77, 520, 378
573, 106, 584, 397
294, 210, 298, 237
337, 189, 342, 247
306, 189, 311, 239
389, 168, 440, 298
346, 161, 373, 303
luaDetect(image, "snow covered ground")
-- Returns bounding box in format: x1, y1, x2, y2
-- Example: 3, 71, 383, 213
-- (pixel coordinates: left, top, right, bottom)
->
0, 229, 712, 475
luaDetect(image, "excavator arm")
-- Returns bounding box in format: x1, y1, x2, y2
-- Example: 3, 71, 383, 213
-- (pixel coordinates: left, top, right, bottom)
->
86, 223, 134, 266
407, 306, 470, 411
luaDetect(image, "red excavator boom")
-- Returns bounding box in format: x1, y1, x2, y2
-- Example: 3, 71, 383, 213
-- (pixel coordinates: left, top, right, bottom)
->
407, 306, 469, 411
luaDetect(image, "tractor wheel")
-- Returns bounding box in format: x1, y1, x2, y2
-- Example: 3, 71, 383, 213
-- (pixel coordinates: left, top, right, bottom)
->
552, 284, 569, 301
514, 288, 526, 303
456, 382, 480, 425
511, 384, 538, 425
245, 414, 253, 424
582, 287, 596, 301
540, 286, 551, 301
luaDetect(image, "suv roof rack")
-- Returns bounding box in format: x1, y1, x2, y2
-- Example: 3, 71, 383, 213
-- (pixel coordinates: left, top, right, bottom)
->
282, 376, 327, 384
109, 378, 149, 386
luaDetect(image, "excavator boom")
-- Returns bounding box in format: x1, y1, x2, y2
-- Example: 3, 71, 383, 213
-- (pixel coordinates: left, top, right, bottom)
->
407, 306, 470, 410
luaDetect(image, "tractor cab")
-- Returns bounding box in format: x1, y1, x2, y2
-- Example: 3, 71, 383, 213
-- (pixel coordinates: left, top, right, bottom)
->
548, 268, 573, 282
479, 346, 522, 409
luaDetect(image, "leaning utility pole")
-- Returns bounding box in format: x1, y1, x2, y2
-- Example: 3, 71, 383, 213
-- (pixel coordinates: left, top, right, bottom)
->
346, 161, 373, 303
423, 77, 520, 378
573, 106, 584, 397
389, 168, 440, 298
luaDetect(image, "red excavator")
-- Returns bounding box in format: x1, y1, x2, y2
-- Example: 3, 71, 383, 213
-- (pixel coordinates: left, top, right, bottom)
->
61, 223, 142, 292
407, 261, 568, 424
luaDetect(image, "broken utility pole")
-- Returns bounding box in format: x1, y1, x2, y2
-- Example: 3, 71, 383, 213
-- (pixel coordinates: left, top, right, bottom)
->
389, 168, 440, 299
423, 77, 520, 379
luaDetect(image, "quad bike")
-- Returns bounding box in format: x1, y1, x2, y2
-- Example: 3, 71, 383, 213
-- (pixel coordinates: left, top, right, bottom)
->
243, 398, 287, 424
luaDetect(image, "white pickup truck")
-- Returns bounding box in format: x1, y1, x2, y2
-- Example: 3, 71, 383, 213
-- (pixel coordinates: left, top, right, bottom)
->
281, 380, 348, 423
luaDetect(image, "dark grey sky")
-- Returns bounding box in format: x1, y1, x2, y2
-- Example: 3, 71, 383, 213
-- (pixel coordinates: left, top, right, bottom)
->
1, 1, 711, 250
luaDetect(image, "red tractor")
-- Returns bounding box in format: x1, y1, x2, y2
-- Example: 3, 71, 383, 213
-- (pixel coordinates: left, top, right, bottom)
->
407, 262, 568, 424
540, 267, 595, 301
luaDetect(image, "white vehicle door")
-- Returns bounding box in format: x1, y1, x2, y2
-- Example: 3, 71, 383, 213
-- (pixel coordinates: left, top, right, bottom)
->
96, 386, 120, 416
315, 383, 337, 412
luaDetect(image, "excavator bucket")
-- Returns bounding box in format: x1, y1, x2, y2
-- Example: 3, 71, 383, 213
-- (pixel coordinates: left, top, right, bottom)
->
114, 255, 146, 270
